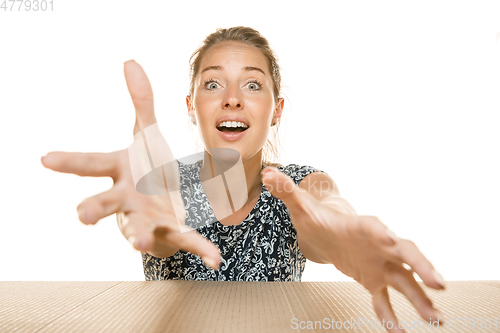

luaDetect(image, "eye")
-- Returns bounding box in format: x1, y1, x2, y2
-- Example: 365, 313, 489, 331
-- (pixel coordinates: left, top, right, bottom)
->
204, 79, 221, 90
245, 80, 262, 91
208, 82, 220, 90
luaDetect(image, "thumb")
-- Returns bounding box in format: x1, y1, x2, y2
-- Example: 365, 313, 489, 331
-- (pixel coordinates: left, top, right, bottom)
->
124, 60, 157, 136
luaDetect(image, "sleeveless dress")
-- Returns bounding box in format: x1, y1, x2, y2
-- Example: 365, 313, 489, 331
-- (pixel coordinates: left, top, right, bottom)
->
142, 160, 326, 282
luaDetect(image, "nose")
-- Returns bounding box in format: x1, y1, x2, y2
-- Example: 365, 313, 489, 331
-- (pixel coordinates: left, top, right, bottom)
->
222, 84, 243, 109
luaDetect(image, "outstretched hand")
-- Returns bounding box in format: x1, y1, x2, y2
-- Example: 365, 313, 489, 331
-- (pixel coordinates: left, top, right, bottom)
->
41, 60, 221, 269
261, 167, 445, 333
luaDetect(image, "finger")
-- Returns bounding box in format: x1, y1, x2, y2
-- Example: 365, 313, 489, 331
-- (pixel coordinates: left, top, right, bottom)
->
122, 213, 221, 270
123, 60, 157, 135
384, 262, 444, 324
162, 228, 221, 270
77, 186, 123, 225
396, 239, 446, 290
372, 287, 405, 333
120, 212, 155, 252
353, 219, 446, 291
41, 151, 121, 180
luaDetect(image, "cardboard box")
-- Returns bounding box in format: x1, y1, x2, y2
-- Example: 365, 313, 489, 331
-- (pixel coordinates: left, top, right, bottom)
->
0, 281, 498, 332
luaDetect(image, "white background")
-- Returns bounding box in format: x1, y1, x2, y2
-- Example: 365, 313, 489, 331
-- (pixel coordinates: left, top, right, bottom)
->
1, 0, 499, 281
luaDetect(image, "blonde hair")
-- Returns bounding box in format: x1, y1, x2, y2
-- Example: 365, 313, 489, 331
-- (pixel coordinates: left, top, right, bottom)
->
188, 26, 283, 166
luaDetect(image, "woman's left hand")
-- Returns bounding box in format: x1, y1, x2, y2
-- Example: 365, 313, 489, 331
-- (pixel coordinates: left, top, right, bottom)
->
261, 167, 445, 333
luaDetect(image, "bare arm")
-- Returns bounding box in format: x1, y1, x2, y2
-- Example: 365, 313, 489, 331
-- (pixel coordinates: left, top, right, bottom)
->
261, 166, 445, 332
297, 172, 357, 263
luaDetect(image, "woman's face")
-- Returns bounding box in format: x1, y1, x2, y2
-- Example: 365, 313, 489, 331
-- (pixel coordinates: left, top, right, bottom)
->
187, 41, 283, 163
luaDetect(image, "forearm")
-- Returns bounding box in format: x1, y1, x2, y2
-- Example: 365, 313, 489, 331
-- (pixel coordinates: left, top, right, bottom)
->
298, 172, 357, 216
298, 196, 357, 264
320, 195, 358, 216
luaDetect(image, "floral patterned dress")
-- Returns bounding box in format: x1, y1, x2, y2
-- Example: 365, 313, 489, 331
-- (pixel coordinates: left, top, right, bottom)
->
142, 160, 325, 282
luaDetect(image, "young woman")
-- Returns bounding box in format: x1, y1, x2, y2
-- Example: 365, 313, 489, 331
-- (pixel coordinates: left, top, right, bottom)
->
42, 26, 445, 331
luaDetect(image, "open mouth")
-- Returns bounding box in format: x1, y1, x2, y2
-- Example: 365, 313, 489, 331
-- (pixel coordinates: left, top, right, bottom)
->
216, 120, 250, 142
217, 127, 248, 133
216, 121, 250, 133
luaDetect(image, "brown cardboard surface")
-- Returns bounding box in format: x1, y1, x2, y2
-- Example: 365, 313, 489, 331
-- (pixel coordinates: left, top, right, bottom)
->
0, 281, 498, 332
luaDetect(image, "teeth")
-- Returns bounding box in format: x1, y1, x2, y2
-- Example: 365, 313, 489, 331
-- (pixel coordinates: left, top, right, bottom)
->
217, 121, 249, 129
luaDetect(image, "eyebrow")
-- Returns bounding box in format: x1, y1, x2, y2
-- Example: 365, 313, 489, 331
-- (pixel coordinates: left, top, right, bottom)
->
200, 65, 266, 75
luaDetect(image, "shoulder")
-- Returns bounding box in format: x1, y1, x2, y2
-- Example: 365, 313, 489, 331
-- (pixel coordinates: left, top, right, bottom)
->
269, 162, 328, 186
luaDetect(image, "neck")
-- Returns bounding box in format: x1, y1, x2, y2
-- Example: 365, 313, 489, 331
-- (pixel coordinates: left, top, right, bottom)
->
200, 149, 264, 208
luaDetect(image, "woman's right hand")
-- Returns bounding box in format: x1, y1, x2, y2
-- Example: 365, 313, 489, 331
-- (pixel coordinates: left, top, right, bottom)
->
41, 60, 221, 270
